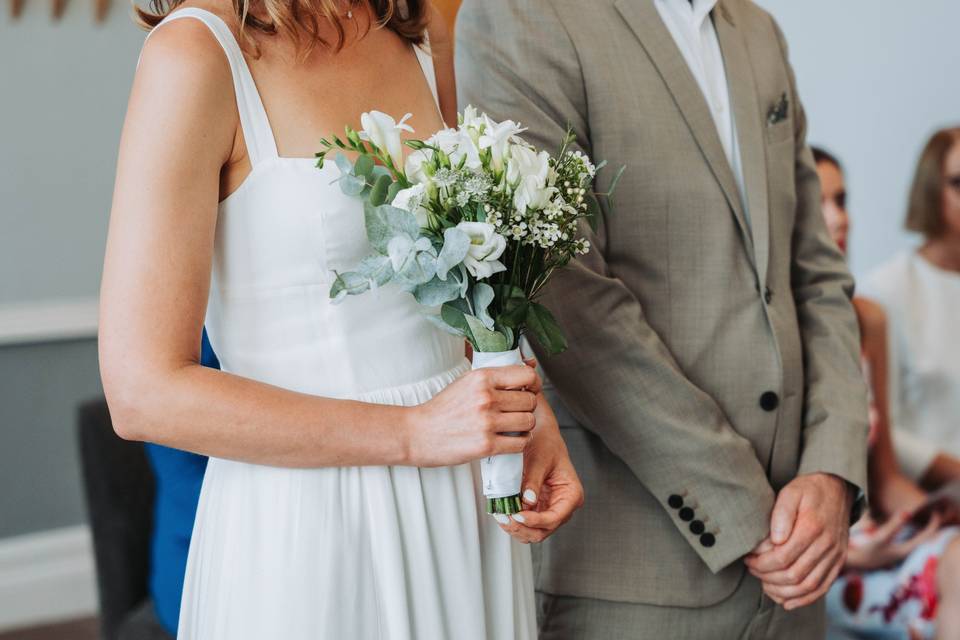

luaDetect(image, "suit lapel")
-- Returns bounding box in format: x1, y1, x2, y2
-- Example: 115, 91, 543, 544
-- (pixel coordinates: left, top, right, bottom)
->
614, 0, 753, 261
714, 1, 771, 285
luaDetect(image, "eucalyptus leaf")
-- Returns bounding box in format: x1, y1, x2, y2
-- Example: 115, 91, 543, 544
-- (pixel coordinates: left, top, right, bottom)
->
436, 227, 471, 280
441, 302, 473, 339
334, 152, 353, 176
386, 181, 404, 204
329, 271, 370, 303
473, 282, 496, 330
364, 202, 420, 253
354, 155, 375, 179
525, 303, 568, 355
413, 276, 463, 307
387, 235, 416, 273
355, 254, 394, 288
369, 174, 393, 207
395, 249, 437, 286
340, 173, 367, 197
465, 315, 509, 352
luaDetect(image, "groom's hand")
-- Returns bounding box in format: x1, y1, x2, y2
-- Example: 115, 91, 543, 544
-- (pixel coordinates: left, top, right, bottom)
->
744, 473, 854, 610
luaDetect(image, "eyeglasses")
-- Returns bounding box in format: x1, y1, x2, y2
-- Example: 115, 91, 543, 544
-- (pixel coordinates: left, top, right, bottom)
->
947, 175, 960, 193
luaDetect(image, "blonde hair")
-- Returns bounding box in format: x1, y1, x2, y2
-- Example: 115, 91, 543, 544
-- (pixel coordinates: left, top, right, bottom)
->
906, 126, 960, 238
136, 0, 428, 56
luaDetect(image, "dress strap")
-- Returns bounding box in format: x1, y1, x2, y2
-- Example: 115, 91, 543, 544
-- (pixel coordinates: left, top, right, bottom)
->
143, 8, 280, 165
412, 36, 441, 120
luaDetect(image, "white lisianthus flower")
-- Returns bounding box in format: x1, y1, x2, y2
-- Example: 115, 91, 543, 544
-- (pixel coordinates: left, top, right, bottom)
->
507, 145, 555, 214
479, 116, 526, 173
391, 183, 430, 228
359, 111, 413, 170
429, 128, 482, 171
456, 221, 508, 279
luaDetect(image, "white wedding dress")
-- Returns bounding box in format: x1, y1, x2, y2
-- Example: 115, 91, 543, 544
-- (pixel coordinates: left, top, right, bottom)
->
149, 9, 536, 639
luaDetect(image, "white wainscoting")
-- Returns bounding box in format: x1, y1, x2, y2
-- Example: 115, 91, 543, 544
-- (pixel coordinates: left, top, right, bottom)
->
0, 525, 98, 631
0, 298, 99, 346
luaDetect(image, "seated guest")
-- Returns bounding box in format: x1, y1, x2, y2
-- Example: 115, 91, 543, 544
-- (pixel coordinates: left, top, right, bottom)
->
861, 129, 960, 468
142, 330, 217, 638
813, 147, 960, 640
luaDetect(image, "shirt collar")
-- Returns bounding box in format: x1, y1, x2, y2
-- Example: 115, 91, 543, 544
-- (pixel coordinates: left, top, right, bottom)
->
658, 0, 719, 28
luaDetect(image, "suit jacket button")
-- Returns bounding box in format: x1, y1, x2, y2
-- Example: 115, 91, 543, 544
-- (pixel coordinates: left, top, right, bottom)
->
690, 520, 705, 535
764, 287, 773, 304
679, 507, 695, 522
700, 533, 716, 548
760, 391, 780, 412
668, 495, 684, 509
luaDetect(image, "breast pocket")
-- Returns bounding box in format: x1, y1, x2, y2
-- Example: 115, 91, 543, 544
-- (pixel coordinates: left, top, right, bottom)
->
765, 118, 794, 145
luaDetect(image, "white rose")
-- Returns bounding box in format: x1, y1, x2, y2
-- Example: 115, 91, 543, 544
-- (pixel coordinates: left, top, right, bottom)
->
479, 116, 526, 173
391, 183, 430, 228
456, 221, 508, 280
359, 111, 413, 170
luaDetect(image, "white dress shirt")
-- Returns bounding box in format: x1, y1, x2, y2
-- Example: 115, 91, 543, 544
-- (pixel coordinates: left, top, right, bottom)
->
863, 251, 960, 474
654, 0, 748, 219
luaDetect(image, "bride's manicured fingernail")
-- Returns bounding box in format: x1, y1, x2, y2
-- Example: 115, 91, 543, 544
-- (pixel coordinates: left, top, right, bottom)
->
523, 489, 537, 504
493, 514, 510, 525
512, 514, 526, 524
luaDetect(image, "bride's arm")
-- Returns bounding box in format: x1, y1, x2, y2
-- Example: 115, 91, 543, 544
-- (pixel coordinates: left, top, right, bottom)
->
100, 21, 537, 469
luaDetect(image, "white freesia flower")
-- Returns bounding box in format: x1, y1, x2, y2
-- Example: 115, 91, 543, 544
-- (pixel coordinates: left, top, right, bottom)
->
391, 183, 430, 228
479, 116, 526, 173
460, 105, 485, 129
359, 111, 413, 170
456, 221, 507, 279
429, 128, 482, 171
507, 145, 555, 214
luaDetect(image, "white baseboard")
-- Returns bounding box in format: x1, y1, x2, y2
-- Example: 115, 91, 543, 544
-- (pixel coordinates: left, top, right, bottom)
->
0, 525, 98, 632
0, 298, 99, 347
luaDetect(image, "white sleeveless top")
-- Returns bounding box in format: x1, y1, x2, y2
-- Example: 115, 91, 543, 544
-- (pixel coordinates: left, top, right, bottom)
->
144, 10, 536, 640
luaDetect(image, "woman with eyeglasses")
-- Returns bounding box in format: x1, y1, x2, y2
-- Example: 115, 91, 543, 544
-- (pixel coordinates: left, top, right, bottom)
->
863, 128, 960, 467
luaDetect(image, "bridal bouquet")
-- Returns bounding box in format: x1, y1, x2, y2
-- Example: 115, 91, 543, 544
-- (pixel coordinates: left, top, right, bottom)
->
316, 107, 618, 515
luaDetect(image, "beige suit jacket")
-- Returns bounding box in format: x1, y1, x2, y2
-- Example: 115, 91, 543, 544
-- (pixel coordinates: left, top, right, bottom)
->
456, 0, 869, 607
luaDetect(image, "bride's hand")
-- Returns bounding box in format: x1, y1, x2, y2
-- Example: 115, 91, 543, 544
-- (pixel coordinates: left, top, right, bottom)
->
495, 359, 584, 543
405, 365, 541, 467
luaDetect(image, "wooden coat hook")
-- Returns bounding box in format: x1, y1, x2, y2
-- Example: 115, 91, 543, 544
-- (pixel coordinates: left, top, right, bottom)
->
52, 0, 66, 19
10, 0, 25, 18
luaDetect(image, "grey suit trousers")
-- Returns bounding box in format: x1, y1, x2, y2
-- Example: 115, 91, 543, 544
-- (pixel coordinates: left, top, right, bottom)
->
537, 575, 825, 640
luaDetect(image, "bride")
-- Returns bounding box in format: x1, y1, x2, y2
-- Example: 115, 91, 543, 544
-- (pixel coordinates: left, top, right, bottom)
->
98, 0, 583, 637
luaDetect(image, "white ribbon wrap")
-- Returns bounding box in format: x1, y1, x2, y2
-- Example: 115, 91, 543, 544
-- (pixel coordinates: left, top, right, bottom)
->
472, 348, 525, 499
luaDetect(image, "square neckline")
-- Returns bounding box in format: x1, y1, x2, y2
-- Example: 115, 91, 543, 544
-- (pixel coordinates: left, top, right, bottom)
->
154, 7, 443, 166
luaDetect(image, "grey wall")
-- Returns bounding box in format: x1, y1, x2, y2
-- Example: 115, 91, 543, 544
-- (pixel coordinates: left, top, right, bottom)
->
1, 2, 143, 537
1, 0, 144, 305
757, 0, 960, 279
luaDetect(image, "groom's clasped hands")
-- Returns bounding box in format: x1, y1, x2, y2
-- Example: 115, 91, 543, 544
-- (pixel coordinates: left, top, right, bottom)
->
406, 359, 584, 544
746, 473, 855, 611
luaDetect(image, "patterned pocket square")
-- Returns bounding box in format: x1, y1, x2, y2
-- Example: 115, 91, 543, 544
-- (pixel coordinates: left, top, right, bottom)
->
767, 92, 789, 125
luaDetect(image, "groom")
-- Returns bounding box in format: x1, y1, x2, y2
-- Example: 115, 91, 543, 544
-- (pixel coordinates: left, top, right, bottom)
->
457, 0, 869, 637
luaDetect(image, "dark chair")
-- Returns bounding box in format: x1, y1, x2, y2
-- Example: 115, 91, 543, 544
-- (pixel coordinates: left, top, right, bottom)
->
76, 398, 172, 640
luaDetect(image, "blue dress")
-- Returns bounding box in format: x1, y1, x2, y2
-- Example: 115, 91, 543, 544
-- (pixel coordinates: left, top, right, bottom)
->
144, 330, 218, 634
